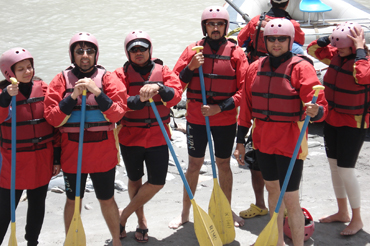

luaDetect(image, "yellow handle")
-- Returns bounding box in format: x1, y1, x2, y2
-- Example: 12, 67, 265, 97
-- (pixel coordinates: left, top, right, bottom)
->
192, 46, 204, 53
82, 89, 87, 96
149, 98, 154, 103
313, 85, 325, 97
9, 77, 18, 85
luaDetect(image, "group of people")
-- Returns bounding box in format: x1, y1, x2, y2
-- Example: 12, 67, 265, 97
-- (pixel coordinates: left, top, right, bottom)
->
0, 0, 369, 246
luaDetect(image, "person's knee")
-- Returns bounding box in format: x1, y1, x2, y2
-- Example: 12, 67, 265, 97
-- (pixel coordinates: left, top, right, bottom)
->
216, 158, 231, 173
187, 157, 204, 173
283, 191, 300, 211
98, 196, 115, 206
148, 183, 164, 192
264, 181, 279, 193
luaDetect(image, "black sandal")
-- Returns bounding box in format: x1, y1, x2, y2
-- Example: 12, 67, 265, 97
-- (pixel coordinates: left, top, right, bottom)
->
135, 228, 149, 243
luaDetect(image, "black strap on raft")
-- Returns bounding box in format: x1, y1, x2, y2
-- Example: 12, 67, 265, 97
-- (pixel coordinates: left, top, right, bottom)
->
122, 114, 170, 124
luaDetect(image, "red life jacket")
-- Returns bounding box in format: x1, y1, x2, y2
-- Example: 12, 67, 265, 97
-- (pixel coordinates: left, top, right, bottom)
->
0, 80, 54, 149
121, 60, 170, 127
251, 55, 306, 122
324, 55, 370, 115
187, 39, 238, 104
59, 65, 114, 133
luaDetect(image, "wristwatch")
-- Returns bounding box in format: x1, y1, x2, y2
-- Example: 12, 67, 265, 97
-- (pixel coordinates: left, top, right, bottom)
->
157, 82, 164, 92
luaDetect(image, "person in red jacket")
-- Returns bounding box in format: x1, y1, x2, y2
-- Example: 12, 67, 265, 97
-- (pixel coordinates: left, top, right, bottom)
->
168, 6, 248, 229
235, 18, 328, 246
237, 0, 305, 63
44, 32, 127, 246
307, 22, 370, 236
113, 30, 182, 242
0, 47, 61, 246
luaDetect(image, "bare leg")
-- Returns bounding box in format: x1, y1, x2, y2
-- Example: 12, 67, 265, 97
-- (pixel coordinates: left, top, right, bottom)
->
264, 180, 286, 246
99, 197, 121, 246
216, 156, 244, 227
251, 170, 267, 209
284, 191, 304, 246
341, 207, 363, 235
120, 178, 163, 240
168, 156, 203, 229
319, 198, 351, 223
63, 197, 82, 235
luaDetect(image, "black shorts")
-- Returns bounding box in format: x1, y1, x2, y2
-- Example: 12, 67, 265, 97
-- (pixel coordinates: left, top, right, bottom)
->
256, 150, 303, 192
120, 144, 169, 185
324, 122, 367, 168
244, 135, 260, 171
187, 122, 236, 159
63, 167, 116, 200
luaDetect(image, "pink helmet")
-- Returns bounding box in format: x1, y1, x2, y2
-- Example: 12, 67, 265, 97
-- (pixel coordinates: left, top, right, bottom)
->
69, 32, 99, 64
201, 6, 229, 36
264, 18, 295, 50
284, 208, 315, 241
0, 47, 34, 81
330, 22, 363, 53
124, 30, 153, 60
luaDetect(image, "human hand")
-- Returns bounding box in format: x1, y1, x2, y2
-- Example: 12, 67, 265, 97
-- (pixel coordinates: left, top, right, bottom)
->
52, 165, 61, 176
305, 102, 319, 118
233, 143, 246, 166
7, 82, 19, 97
348, 26, 365, 50
201, 104, 221, 117
188, 52, 204, 71
139, 83, 160, 102
76, 77, 101, 97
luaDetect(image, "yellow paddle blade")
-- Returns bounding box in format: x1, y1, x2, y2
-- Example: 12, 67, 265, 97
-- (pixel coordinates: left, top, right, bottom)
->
8, 222, 17, 246
208, 178, 235, 244
191, 199, 223, 246
255, 212, 279, 246
65, 197, 86, 246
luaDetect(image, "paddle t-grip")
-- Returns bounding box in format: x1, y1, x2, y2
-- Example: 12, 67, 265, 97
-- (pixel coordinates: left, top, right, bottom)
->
192, 46, 204, 53
9, 77, 18, 85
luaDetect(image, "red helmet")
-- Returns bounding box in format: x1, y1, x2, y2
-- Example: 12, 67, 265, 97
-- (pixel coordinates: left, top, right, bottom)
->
330, 22, 363, 53
264, 18, 295, 50
69, 32, 99, 64
124, 30, 153, 60
0, 47, 34, 81
201, 6, 229, 36
284, 208, 315, 241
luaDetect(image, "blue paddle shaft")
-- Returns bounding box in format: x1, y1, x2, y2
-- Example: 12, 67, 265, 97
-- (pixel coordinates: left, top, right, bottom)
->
274, 94, 320, 212
10, 96, 16, 223
149, 100, 194, 200
198, 66, 217, 178
76, 91, 86, 198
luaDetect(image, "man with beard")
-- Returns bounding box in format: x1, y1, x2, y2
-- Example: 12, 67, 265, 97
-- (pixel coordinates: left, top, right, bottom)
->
44, 32, 127, 246
168, 6, 248, 229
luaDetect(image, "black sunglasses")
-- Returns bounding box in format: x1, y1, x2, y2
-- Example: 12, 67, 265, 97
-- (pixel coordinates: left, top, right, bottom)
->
266, 36, 289, 42
129, 47, 148, 53
75, 48, 96, 55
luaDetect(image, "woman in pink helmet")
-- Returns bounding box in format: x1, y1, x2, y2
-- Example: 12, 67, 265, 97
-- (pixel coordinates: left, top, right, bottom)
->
308, 22, 370, 236
0, 47, 61, 246
235, 18, 328, 246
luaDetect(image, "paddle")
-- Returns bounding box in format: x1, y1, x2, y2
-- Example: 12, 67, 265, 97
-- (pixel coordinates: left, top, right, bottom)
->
148, 98, 222, 246
255, 85, 325, 246
65, 89, 87, 246
225, 0, 251, 23
8, 77, 18, 246
192, 46, 235, 244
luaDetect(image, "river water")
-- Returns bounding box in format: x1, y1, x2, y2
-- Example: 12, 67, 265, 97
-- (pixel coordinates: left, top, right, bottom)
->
0, 0, 369, 83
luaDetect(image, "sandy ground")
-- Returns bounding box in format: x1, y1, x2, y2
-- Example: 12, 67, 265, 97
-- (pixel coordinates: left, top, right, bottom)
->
2, 120, 370, 246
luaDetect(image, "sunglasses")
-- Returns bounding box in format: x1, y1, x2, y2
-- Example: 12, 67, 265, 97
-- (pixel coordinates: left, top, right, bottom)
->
266, 36, 289, 42
206, 22, 226, 27
129, 47, 148, 53
75, 48, 96, 55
